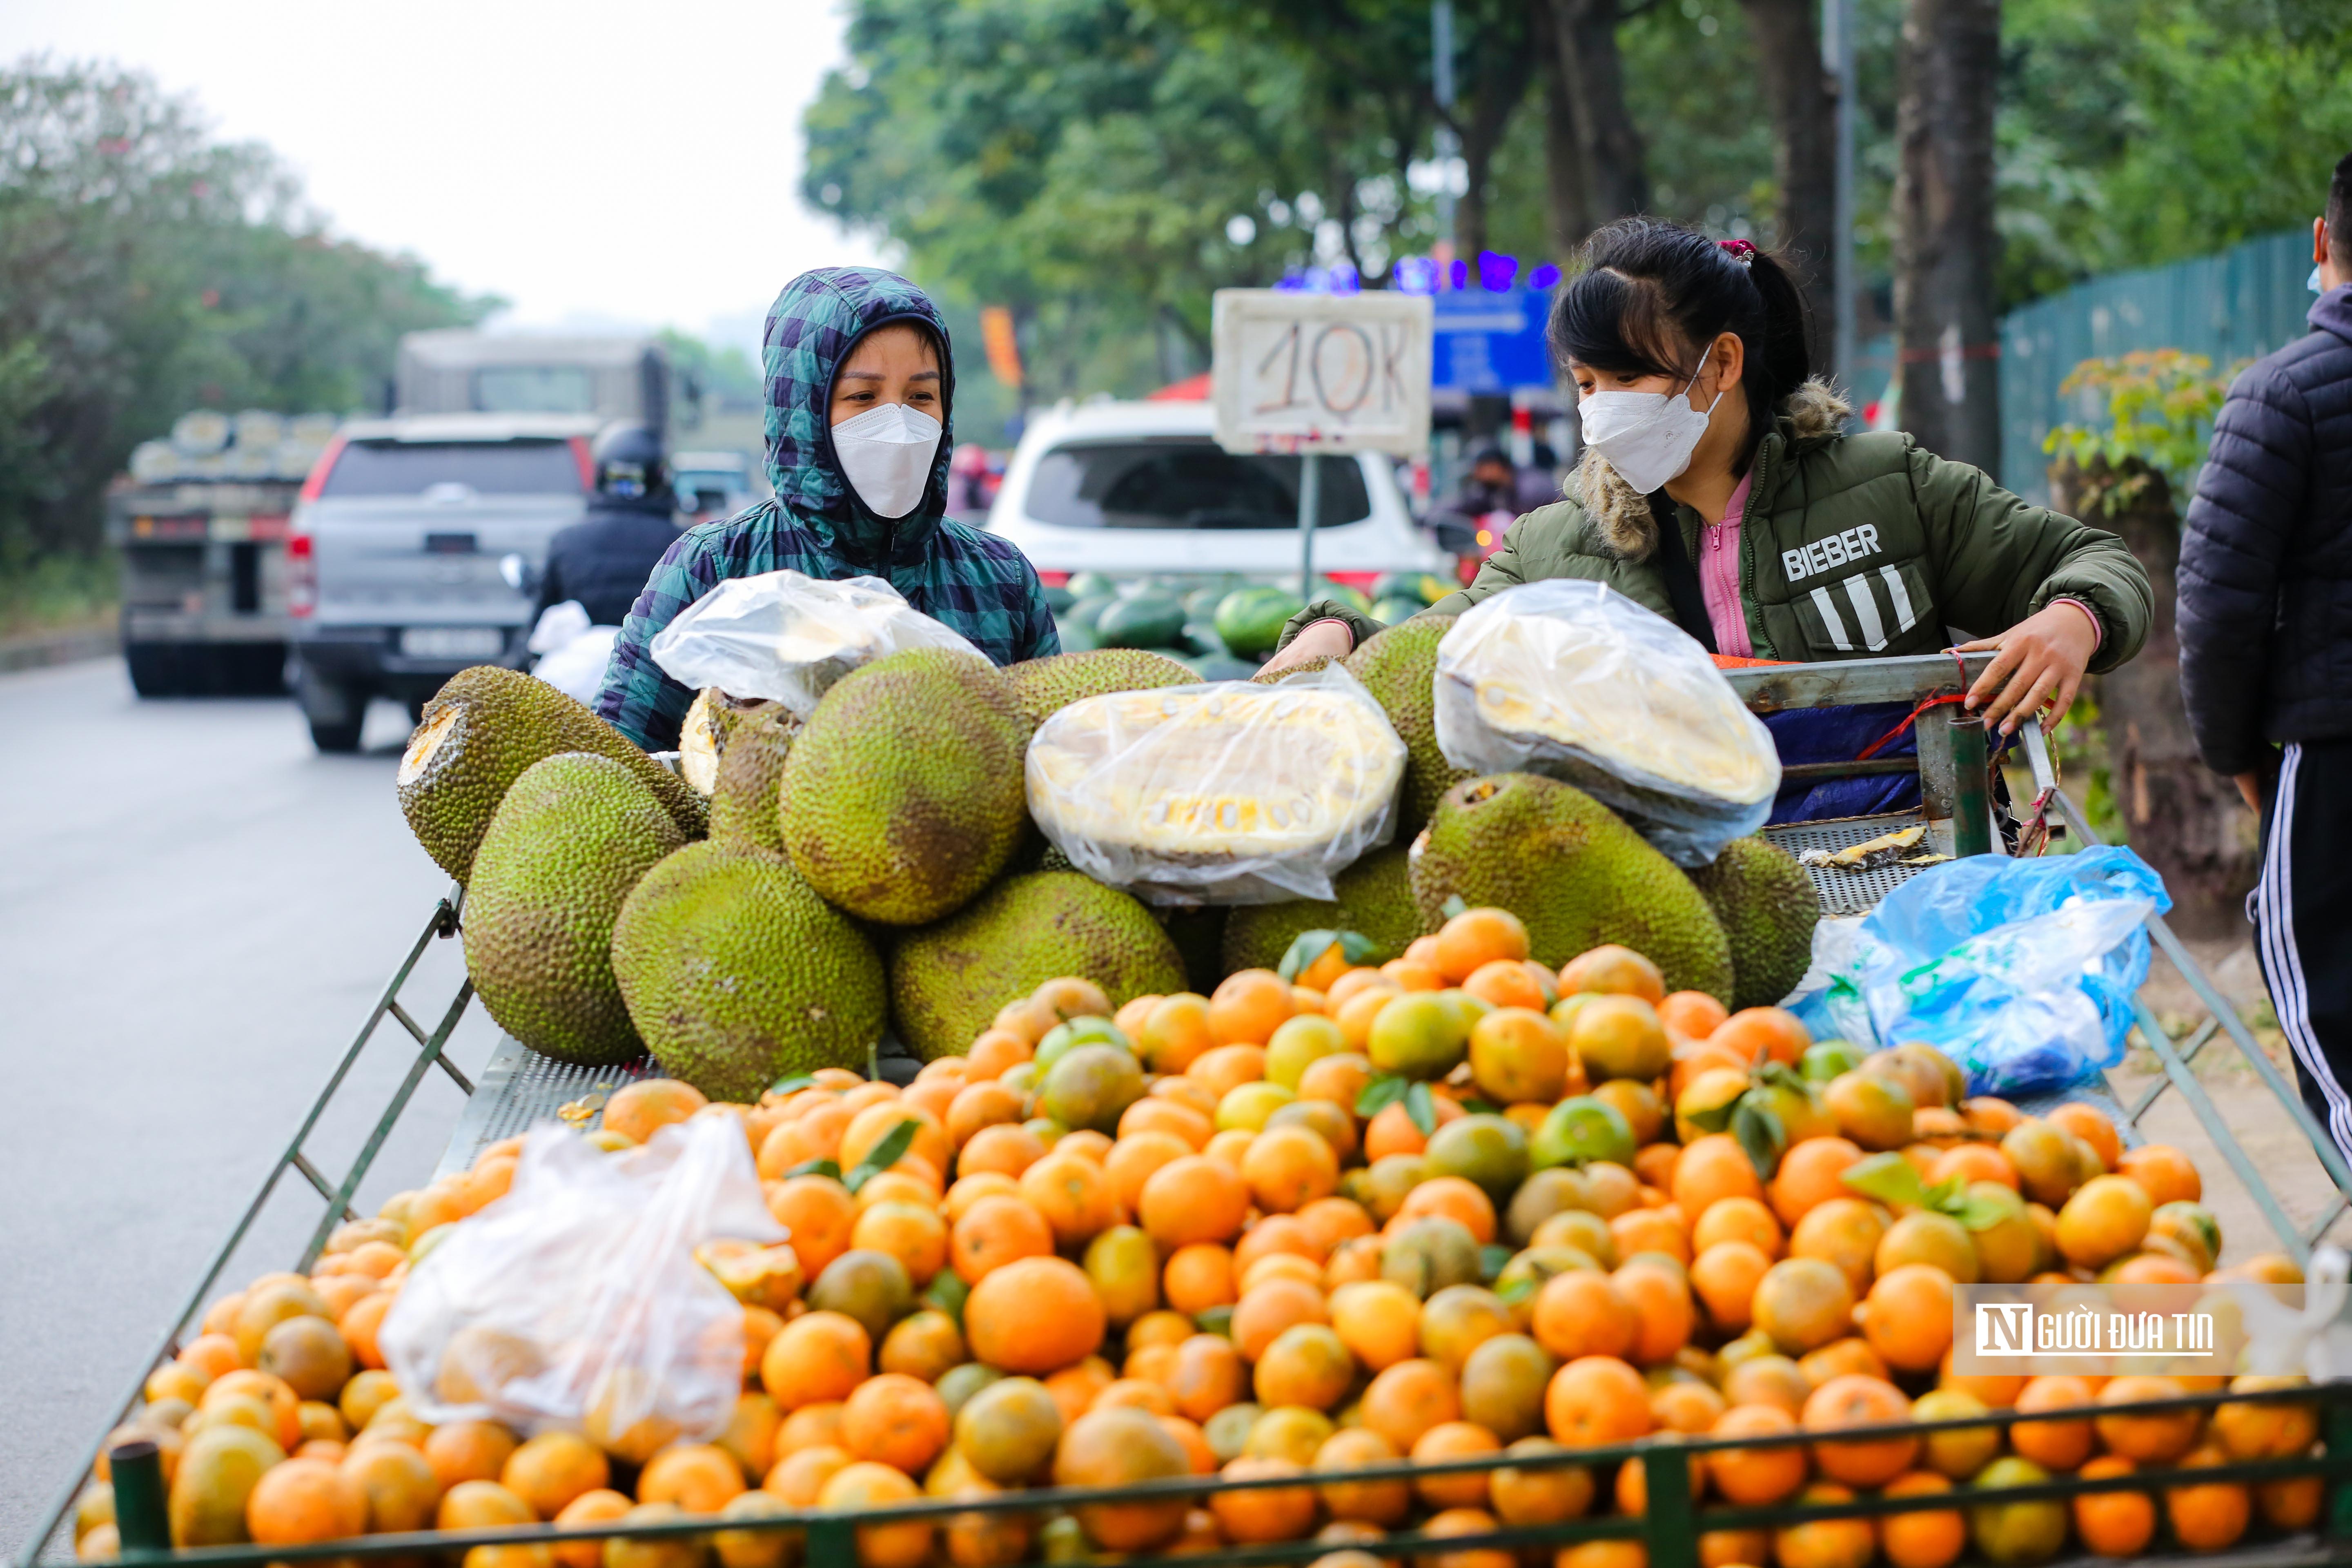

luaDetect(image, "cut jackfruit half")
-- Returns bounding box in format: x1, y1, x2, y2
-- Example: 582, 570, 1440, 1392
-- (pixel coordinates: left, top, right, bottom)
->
678, 686, 786, 796
1025, 668, 1407, 904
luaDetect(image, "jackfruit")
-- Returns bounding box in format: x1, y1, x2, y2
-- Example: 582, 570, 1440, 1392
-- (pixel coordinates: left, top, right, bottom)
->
706, 705, 800, 856
679, 688, 787, 795
1220, 846, 1428, 976
1005, 648, 1196, 728
1409, 772, 1734, 1002
397, 664, 704, 881
1252, 655, 1334, 683
461, 753, 688, 1065
1025, 666, 1406, 904
1688, 836, 1820, 1009
780, 648, 1031, 926
1344, 615, 1472, 834
610, 841, 886, 1098
889, 871, 1187, 1059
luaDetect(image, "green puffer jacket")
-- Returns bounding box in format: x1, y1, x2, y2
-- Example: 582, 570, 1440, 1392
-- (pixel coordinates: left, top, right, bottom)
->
1282, 380, 2152, 668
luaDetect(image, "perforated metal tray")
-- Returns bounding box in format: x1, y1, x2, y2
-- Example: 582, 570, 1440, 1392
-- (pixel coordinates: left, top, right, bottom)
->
432, 1039, 654, 1179
1760, 809, 1944, 918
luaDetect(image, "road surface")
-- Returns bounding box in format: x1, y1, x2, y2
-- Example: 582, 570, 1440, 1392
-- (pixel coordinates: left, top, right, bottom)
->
0, 657, 501, 1557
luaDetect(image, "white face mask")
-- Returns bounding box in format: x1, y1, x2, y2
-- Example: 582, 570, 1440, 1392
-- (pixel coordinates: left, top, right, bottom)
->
831, 401, 942, 519
1577, 372, 1724, 494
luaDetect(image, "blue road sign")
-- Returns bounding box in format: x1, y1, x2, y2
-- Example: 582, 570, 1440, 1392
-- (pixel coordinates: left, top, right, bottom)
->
1432, 288, 1555, 392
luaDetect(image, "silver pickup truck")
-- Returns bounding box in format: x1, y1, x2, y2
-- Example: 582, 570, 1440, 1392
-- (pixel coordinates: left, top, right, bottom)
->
286, 414, 600, 751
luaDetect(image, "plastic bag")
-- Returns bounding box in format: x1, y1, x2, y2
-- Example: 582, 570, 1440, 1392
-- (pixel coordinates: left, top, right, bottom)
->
1025, 664, 1408, 905
648, 570, 982, 716
529, 601, 620, 706
379, 1112, 784, 1454
1432, 580, 1780, 865
1788, 846, 2169, 1095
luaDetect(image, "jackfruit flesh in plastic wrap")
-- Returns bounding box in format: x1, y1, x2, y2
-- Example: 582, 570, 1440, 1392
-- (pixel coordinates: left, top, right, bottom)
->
1026, 665, 1408, 905
1432, 579, 1780, 865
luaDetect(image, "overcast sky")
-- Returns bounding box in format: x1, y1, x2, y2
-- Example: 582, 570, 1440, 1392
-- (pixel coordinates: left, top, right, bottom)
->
2, 0, 888, 356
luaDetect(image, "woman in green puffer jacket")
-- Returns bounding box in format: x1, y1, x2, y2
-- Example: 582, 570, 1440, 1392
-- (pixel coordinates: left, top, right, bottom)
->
1267, 219, 2152, 737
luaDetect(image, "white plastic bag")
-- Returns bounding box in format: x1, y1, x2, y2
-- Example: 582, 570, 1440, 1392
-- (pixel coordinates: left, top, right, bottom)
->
648, 570, 981, 716
532, 628, 621, 706
379, 1112, 783, 1454
1432, 580, 1780, 864
1026, 664, 1407, 905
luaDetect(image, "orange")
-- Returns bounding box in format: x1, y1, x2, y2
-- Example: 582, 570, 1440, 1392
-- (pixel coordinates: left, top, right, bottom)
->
1613, 1262, 1696, 1365
1053, 1407, 1194, 1551
1557, 1545, 1650, 1568
1140, 1156, 1251, 1247
1243, 1125, 1342, 1214
2094, 1375, 2200, 1463
1691, 1196, 1782, 1257
1435, 908, 1531, 982
1208, 1454, 1319, 1543
942, 1172, 1017, 1221
1163, 1243, 1238, 1316
1139, 995, 1216, 1074
1105, 1131, 1194, 1216
1417, 1284, 1515, 1374
839, 1102, 953, 1178
604, 1079, 709, 1144
1690, 1242, 1773, 1333
1412, 1421, 1502, 1508
1658, 991, 1731, 1040
1313, 1428, 1412, 1525
764, 1176, 858, 1279
1634, 1142, 1682, 1192
1772, 1483, 1875, 1568
1880, 1472, 1967, 1568
904, 1076, 961, 1124
1117, 1098, 1213, 1152
1926, 1141, 2017, 1191
1298, 1196, 1376, 1255
964, 1029, 1031, 1081
1705, 1403, 1808, 1505
1255, 1323, 1355, 1410
423, 1421, 519, 1490
852, 1200, 949, 1285
2212, 1373, 2320, 1459
435, 1479, 533, 1532
179, 1334, 243, 1382
965, 1256, 1105, 1374
1558, 944, 1665, 1002
1032, 976, 1114, 1024
1382, 957, 1445, 991
1530, 1271, 1635, 1361
1750, 1257, 1854, 1354
957, 1123, 1048, 1179
1018, 1151, 1119, 1247
945, 1080, 1024, 1147
949, 1194, 1056, 1285
762, 1311, 872, 1411
1802, 1374, 1918, 1486
1463, 959, 1550, 1012
1208, 971, 1294, 1047
1299, 1048, 1378, 1110
1166, 1334, 1248, 1422
2046, 1102, 2120, 1171
2071, 1454, 2156, 1557
1330, 1280, 1424, 1371
1855, 1263, 1956, 1372
761, 1099, 849, 1174
550, 1489, 630, 1568
1044, 1358, 1116, 1424
1670, 1135, 1766, 1218
1544, 1355, 1651, 1446
639, 1443, 747, 1512
1708, 1007, 1809, 1066
2116, 1143, 2200, 1206
1394, 1176, 1497, 1245
2055, 1174, 2152, 1268
1231, 1276, 1329, 1361
1787, 1198, 1887, 1294
1189, 1043, 1271, 1100
818, 1461, 932, 1568
1361, 1357, 1462, 1452
2009, 1376, 2095, 1470
763, 1441, 850, 1505
717, 1392, 785, 1480
1802, 1338, 1890, 1387
2258, 1475, 2324, 1531
2164, 1444, 2251, 1552
246, 1457, 366, 1544
840, 1373, 951, 1474
1653, 1381, 1730, 1437
341, 1437, 442, 1534
1203, 1127, 1257, 1167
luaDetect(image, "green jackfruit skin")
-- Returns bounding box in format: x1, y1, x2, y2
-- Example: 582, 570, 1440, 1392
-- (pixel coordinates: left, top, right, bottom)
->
462, 752, 687, 1065
610, 841, 886, 1098
1688, 836, 1820, 1009
1343, 615, 1472, 835
1220, 846, 1429, 976
1005, 647, 1196, 727
889, 871, 1186, 1060
780, 648, 1031, 926
706, 706, 800, 856
1251, 655, 1334, 683
1409, 772, 1735, 1003
398, 664, 705, 882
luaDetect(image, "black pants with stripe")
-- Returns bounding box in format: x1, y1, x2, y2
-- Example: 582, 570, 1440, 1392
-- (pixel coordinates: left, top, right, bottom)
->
2255, 739, 2352, 1167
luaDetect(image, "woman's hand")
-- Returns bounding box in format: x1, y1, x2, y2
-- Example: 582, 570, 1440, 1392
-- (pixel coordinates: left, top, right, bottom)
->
1257, 619, 1354, 675
1953, 602, 2100, 735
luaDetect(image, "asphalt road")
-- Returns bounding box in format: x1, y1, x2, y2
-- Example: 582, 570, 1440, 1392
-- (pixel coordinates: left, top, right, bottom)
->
0, 658, 503, 1559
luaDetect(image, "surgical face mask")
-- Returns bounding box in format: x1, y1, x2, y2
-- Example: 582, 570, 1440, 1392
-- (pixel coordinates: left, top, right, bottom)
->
1577, 372, 1724, 494
831, 401, 942, 519
2312, 264, 2328, 294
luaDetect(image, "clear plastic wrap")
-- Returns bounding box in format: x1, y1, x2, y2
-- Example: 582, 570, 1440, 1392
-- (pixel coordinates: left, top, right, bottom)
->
1431, 579, 1780, 865
379, 1111, 784, 1456
648, 570, 982, 716
1025, 664, 1408, 905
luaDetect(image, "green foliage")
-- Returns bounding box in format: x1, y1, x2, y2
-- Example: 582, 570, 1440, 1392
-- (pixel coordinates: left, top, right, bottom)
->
2042, 349, 2240, 508
0, 62, 494, 568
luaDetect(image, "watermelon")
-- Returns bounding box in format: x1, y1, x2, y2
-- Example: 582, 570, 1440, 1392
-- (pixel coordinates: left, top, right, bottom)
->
1212, 586, 1305, 659
1096, 593, 1188, 649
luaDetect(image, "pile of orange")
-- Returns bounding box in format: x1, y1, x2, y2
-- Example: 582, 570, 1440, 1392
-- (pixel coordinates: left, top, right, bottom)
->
77, 909, 2319, 1568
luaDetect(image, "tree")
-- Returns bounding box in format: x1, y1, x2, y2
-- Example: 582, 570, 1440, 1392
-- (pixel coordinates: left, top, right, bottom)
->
1891, 0, 2001, 468
1539, 0, 1652, 225
1733, 0, 1837, 304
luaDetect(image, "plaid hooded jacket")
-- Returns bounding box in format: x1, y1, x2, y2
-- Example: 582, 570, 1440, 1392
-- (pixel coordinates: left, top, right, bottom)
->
595, 267, 1057, 749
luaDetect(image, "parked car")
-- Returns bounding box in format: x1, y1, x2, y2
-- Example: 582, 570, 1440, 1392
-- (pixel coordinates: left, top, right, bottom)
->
670, 449, 756, 526
984, 400, 1453, 585
286, 414, 600, 752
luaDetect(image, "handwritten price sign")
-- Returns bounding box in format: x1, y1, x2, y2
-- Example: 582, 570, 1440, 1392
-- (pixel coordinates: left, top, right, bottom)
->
1211, 290, 1433, 457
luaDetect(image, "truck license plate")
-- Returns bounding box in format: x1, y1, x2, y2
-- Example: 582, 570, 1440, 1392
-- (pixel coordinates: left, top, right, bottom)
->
399, 627, 506, 660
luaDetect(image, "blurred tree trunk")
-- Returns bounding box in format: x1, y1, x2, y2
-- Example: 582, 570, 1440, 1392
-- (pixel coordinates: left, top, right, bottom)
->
1540, 0, 1650, 225
1450, 11, 1539, 265
2050, 456, 2258, 937
1892, 0, 2002, 472
1735, 0, 1838, 324
1530, 1, 1598, 256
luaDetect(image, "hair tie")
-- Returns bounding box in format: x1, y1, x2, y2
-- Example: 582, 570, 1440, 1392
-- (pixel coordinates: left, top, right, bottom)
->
1718, 238, 1757, 265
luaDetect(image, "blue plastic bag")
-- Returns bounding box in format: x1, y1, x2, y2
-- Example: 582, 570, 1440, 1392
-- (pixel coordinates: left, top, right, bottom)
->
1791, 847, 2170, 1095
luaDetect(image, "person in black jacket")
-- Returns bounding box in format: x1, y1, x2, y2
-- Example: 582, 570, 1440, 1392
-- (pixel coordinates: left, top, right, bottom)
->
2178, 151, 2352, 1162
537, 422, 685, 627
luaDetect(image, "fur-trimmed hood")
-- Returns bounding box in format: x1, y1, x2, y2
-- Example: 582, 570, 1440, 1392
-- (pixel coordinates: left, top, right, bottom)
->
1573, 376, 1854, 562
